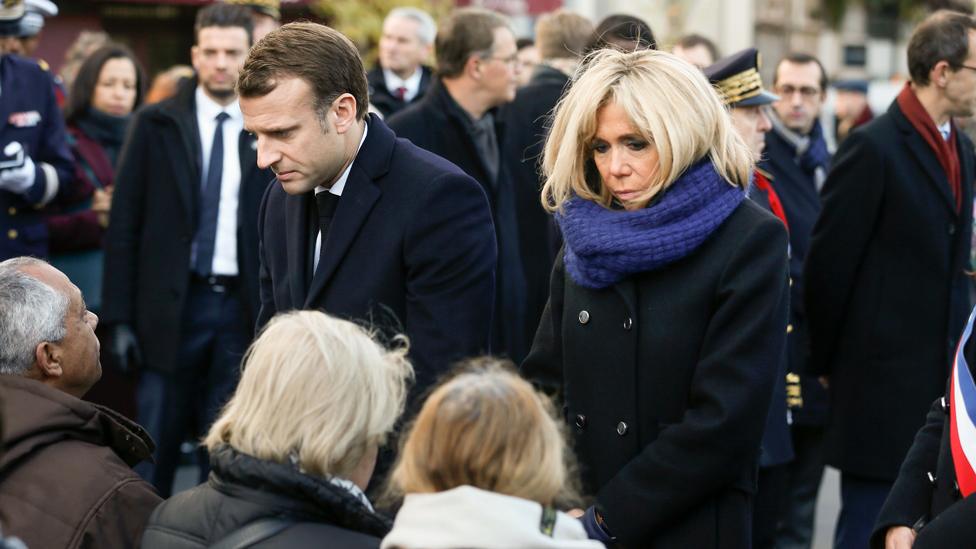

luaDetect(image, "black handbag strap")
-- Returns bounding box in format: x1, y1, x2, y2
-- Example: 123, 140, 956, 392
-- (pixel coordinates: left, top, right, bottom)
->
210, 517, 295, 549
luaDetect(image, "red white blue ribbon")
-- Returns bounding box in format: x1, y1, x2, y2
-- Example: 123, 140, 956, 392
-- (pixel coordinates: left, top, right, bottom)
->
950, 307, 976, 497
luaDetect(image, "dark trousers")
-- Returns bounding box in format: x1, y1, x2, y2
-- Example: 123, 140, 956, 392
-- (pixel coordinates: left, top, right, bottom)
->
134, 278, 249, 497
775, 424, 826, 549
834, 474, 892, 549
754, 464, 790, 549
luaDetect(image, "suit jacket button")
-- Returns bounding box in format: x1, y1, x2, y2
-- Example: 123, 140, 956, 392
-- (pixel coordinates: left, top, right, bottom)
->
6, 207, 15, 215
578, 310, 590, 325
575, 414, 587, 430
623, 317, 632, 330
949, 224, 956, 235
787, 324, 794, 334
942, 396, 950, 414
7, 229, 17, 240
616, 421, 628, 436
927, 472, 937, 485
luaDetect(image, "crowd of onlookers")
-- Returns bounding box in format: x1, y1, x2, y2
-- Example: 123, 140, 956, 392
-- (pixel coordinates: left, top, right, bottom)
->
2, 0, 976, 548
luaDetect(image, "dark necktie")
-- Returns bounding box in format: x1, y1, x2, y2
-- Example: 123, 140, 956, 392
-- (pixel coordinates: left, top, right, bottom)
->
193, 111, 230, 275
395, 86, 407, 101
314, 190, 340, 271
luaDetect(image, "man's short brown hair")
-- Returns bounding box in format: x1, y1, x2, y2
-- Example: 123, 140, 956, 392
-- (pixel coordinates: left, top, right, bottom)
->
435, 8, 510, 78
194, 3, 254, 46
535, 10, 594, 61
237, 22, 368, 121
907, 10, 976, 86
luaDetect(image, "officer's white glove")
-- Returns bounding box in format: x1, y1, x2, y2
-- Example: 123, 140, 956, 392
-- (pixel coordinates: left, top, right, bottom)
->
0, 143, 36, 194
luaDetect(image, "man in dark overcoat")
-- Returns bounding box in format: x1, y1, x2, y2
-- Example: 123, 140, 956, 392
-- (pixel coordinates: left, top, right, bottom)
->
101, 5, 273, 496
387, 8, 529, 363
500, 10, 593, 349
240, 23, 496, 410
804, 11, 976, 548
760, 51, 832, 549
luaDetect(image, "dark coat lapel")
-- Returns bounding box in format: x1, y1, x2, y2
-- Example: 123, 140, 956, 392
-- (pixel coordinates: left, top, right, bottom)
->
612, 277, 638, 321
891, 102, 958, 216
304, 116, 392, 306
285, 192, 310, 307
157, 80, 203, 223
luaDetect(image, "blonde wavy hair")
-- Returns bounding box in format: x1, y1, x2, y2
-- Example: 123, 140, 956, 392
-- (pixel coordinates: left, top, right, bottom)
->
388, 358, 579, 507
204, 310, 413, 479
541, 48, 753, 212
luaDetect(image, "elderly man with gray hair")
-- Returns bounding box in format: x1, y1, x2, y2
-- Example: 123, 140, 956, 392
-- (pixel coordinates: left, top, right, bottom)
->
367, 7, 436, 117
0, 256, 160, 548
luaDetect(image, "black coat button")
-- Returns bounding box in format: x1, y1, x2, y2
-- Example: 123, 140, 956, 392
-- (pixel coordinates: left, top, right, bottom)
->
623, 317, 632, 330
942, 396, 950, 414
575, 414, 587, 430
927, 472, 937, 485
949, 224, 956, 235
578, 310, 590, 324
616, 421, 628, 436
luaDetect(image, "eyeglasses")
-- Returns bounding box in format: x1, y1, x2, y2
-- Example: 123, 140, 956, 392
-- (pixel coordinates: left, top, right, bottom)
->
959, 64, 976, 72
480, 52, 519, 68
775, 85, 821, 98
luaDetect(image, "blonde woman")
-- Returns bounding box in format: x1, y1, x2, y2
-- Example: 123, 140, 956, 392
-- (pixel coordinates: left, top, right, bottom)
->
382, 359, 603, 549
521, 49, 790, 548
141, 311, 413, 548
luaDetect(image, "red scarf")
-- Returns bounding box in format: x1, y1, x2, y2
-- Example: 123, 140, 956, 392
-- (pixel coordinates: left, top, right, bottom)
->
753, 170, 789, 231
896, 82, 961, 212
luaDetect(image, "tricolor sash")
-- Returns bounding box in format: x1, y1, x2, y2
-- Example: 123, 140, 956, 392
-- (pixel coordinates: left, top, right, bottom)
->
950, 307, 976, 497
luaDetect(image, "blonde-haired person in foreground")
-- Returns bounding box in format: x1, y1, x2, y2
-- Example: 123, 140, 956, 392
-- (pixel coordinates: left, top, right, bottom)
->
521, 48, 789, 547
382, 359, 603, 549
140, 311, 413, 549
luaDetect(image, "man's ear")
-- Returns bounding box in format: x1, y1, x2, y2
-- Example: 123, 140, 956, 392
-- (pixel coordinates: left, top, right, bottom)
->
464, 54, 484, 81
33, 341, 64, 380
932, 60, 951, 87
332, 93, 359, 134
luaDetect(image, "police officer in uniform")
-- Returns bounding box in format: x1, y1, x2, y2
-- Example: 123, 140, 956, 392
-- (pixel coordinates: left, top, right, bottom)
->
0, 0, 74, 261
705, 49, 795, 549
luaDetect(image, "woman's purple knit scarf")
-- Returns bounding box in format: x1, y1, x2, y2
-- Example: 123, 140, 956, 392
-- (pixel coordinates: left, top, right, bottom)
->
555, 159, 744, 289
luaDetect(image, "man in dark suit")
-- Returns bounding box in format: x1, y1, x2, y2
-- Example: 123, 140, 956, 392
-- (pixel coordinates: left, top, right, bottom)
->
388, 8, 529, 362
102, 4, 273, 497
760, 51, 832, 549
366, 7, 434, 118
238, 22, 495, 405
500, 9, 592, 350
804, 11, 976, 549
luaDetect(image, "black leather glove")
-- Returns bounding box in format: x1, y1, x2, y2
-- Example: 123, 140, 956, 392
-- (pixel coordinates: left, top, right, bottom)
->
110, 323, 142, 375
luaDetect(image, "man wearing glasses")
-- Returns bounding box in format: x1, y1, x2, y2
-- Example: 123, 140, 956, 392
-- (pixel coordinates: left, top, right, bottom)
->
759, 51, 833, 549
804, 10, 976, 549
389, 8, 530, 363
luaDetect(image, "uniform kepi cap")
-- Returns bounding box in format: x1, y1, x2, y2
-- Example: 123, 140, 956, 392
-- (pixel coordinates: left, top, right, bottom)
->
223, 0, 280, 21
703, 47, 779, 108
0, 0, 26, 37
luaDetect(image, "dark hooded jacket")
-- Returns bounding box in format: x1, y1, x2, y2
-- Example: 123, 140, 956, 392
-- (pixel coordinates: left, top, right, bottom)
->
0, 375, 161, 548
141, 445, 391, 548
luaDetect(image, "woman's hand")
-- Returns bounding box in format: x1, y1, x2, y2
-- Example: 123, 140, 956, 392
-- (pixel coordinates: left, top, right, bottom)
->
885, 525, 915, 549
92, 187, 113, 228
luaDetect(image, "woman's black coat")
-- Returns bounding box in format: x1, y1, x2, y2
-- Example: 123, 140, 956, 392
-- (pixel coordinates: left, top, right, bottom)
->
522, 199, 790, 548
140, 446, 390, 548
870, 332, 976, 549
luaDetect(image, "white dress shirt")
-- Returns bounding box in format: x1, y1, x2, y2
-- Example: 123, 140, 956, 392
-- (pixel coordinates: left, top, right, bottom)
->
195, 87, 243, 276
312, 123, 369, 272
939, 120, 952, 142
383, 67, 423, 103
